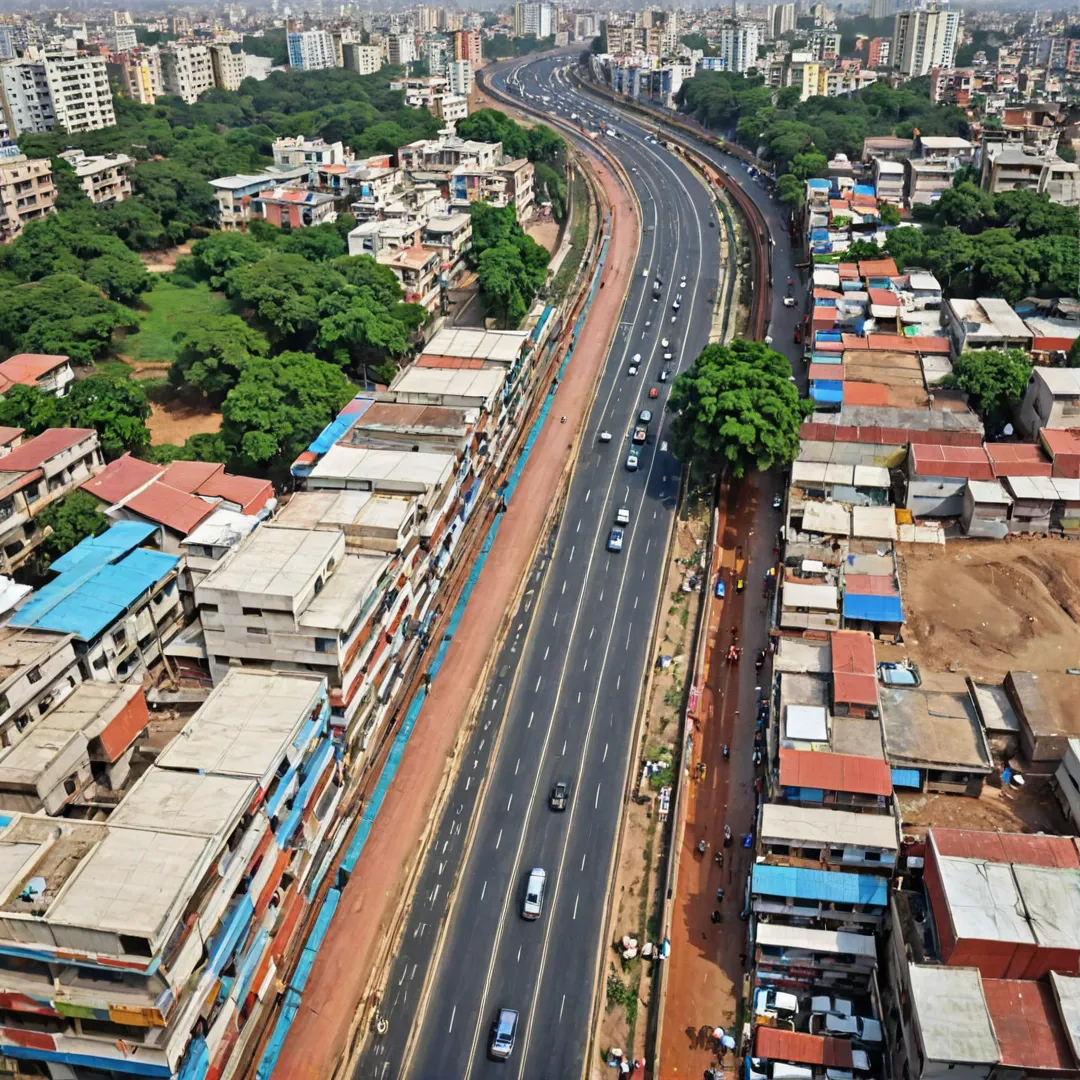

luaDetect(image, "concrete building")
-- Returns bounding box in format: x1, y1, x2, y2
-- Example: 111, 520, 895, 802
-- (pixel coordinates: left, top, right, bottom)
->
718, 19, 761, 74
944, 298, 1034, 356
209, 42, 247, 91
10, 521, 182, 683
376, 244, 443, 311
57, 148, 131, 204
1019, 368, 1080, 438
767, 2, 796, 39
117, 47, 163, 105
454, 28, 482, 65
273, 135, 350, 169
0, 626, 82, 750
446, 57, 473, 96
0, 154, 54, 242
982, 147, 1080, 206
433, 92, 468, 125
253, 185, 338, 228
0, 352, 73, 397
387, 33, 416, 66
208, 165, 310, 228
892, 7, 960, 78
0, 428, 103, 575
1, 50, 115, 135
288, 28, 336, 70
159, 43, 215, 103
343, 42, 383, 74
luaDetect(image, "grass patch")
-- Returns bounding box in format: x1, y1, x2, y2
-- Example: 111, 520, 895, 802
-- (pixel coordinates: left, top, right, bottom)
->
606, 968, 638, 1031
121, 280, 230, 367
550, 172, 590, 304
93, 359, 135, 380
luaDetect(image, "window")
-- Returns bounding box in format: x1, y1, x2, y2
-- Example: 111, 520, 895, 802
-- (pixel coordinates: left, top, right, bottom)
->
63, 776, 77, 795
864, 851, 882, 862
830, 848, 845, 861
26, 666, 41, 685
242, 606, 261, 616
770, 843, 790, 856
315, 638, 335, 653
247, 626, 268, 637
802, 848, 821, 861
202, 603, 219, 614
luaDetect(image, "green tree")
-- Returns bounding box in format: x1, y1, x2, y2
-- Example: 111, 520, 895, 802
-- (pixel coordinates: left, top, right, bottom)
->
667, 340, 809, 477
221, 350, 355, 469
65, 376, 152, 458
33, 491, 109, 573
933, 182, 992, 232
944, 348, 1032, 432
775, 174, 805, 211
847, 239, 883, 259
191, 231, 271, 288
0, 384, 70, 435
96, 200, 169, 251
172, 314, 271, 400
880, 203, 902, 227
131, 160, 218, 242
278, 223, 348, 262
83, 253, 154, 304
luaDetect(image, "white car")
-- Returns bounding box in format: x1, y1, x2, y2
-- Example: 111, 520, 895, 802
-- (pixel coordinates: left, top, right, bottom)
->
616, 507, 631, 525
663, 351, 673, 361
783, 296, 797, 307
628, 365, 638, 376
599, 431, 613, 443
626, 451, 639, 471
661, 338, 670, 348
660, 370, 669, 382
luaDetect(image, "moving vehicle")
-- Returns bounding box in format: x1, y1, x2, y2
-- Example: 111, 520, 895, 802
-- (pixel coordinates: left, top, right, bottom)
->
490, 1008, 519, 1060
773, 493, 782, 509
661, 338, 669, 348
639, 409, 653, 424
783, 296, 797, 307
672, 295, 681, 311
663, 351, 673, 361
715, 578, 725, 599
521, 868, 547, 919
608, 527, 625, 551
660, 370, 669, 382
599, 431, 613, 443
628, 364, 638, 376
626, 451, 639, 471
632, 427, 647, 445
649, 387, 659, 399
549, 781, 569, 811
616, 507, 631, 525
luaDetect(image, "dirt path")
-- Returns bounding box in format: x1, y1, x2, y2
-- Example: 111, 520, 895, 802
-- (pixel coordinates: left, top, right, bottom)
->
270, 156, 641, 1080
657, 469, 782, 1079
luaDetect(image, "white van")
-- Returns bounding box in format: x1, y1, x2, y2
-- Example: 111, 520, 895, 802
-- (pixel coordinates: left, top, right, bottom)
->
522, 867, 547, 919
822, 1014, 883, 1045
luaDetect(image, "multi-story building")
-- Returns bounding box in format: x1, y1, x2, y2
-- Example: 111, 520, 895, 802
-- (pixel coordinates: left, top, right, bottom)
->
252, 185, 338, 228
288, 28, 336, 70
514, 2, 553, 39
446, 57, 473, 96
343, 42, 383, 74
117, 46, 162, 104
0, 428, 102, 575
433, 92, 468, 125
869, 0, 894, 18
867, 36, 890, 68
892, 7, 960, 78
388, 33, 417, 66
0, 50, 115, 135
0, 153, 54, 242
273, 135, 350, 168
454, 28, 482, 65
109, 24, 138, 51
0, 626, 82, 749
767, 2, 796, 39
159, 43, 215, 103
718, 20, 761, 74
982, 147, 1080, 205
209, 42, 246, 90
57, 148, 131, 204
426, 36, 448, 75
208, 164, 310, 228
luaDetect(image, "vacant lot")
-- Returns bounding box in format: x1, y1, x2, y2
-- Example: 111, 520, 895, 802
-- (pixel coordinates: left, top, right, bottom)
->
119, 280, 230, 370
899, 537, 1080, 682
147, 400, 222, 447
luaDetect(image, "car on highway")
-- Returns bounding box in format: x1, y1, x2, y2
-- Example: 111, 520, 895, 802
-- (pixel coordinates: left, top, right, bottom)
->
661, 337, 670, 347
489, 1008, 519, 1060
663, 351, 673, 361
649, 387, 658, 398
660, 370, 669, 381
632, 426, 647, 444
607, 527, 625, 552
616, 506, 631, 525
599, 430, 613, 442
521, 867, 547, 919
672, 295, 681, 310
639, 409, 653, 424
783, 296, 797, 307
549, 781, 570, 810
626, 451, 639, 471
628, 364, 638, 376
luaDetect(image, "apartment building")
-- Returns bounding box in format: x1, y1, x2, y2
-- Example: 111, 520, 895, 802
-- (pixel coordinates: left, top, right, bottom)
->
253, 185, 338, 228
0, 352, 73, 396
892, 7, 960, 78
377, 244, 442, 310
1, 50, 114, 136
208, 164, 310, 228
0, 670, 337, 1080
273, 135, 351, 168
57, 148, 131, 204
718, 20, 760, 74
388, 33, 416, 66
982, 147, 1080, 206
453, 28, 482, 65
0, 428, 103, 575
343, 42, 383, 74
159, 43, 214, 102
0, 153, 54, 242
427, 36, 448, 75
209, 42, 246, 91
433, 92, 468, 125
399, 134, 501, 173
117, 46, 162, 104
288, 28, 336, 70
0, 626, 82, 749
767, 2, 796, 39
447, 57, 473, 96
10, 521, 182, 683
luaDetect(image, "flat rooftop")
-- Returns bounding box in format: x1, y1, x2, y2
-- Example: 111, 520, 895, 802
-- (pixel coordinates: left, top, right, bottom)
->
277, 490, 415, 535
422, 326, 529, 364
389, 365, 506, 408
308, 444, 455, 493
908, 964, 999, 1065
298, 551, 390, 632
761, 802, 898, 851
0, 626, 72, 687
880, 682, 993, 773
110, 769, 256, 840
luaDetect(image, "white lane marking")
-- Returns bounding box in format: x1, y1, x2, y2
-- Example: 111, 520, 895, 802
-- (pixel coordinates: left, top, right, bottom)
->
562, 739, 567, 755
581, 853, 587, 870
585, 489, 590, 501
515, 758, 520, 776
576, 519, 581, 533
603, 743, 609, 763
645, 539, 651, 554
495, 829, 502, 850
481, 880, 487, 901
561, 580, 566, 594
594, 783, 601, 809
544, 646, 550, 660
507, 794, 513, 812
528, 711, 534, 728
583, 658, 588, 672
560, 995, 566, 1022
517, 945, 522, 962
573, 894, 580, 920
534, 676, 542, 692
449, 1005, 456, 1034
569, 545, 575, 562
616, 675, 621, 690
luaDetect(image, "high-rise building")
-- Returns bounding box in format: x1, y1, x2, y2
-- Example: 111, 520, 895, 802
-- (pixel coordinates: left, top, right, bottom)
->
867, 36, 890, 68
767, 3, 796, 39
118, 47, 162, 104
415, 5, 439, 32
0, 154, 55, 242
109, 25, 138, 51
387, 33, 416, 66
426, 36, 448, 75
0, 50, 115, 136
159, 43, 215, 103
209, 43, 247, 91
0, 27, 14, 61
892, 7, 960, 77
718, 20, 761, 73
515, 2, 553, 38
453, 28, 482, 65
287, 28, 336, 70
869, 0, 894, 21
574, 13, 599, 40
446, 58, 473, 96
343, 42, 383, 74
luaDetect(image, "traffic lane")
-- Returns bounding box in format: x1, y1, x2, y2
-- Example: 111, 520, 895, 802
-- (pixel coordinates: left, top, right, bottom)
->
403, 123, 676, 1080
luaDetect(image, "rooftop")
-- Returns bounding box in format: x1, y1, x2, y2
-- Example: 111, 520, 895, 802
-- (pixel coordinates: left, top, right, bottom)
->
389, 365, 506, 407
79, 452, 163, 505
422, 326, 529, 363
753, 1028, 857, 1068
0, 626, 72, 687
752, 863, 888, 906
760, 802, 898, 851
777, 748, 892, 797
0, 427, 95, 473
308, 444, 454, 493
880, 683, 993, 773
0, 353, 70, 393
949, 298, 1034, 341
908, 964, 1000, 1065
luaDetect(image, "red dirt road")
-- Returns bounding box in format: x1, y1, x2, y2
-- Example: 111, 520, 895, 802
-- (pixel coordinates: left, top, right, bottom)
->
657, 473, 780, 1078
270, 156, 639, 1080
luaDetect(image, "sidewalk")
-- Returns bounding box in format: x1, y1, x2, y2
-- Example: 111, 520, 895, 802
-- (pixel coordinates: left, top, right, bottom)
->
270, 156, 640, 1080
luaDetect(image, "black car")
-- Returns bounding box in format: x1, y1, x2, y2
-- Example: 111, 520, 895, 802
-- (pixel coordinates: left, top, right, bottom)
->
550, 781, 570, 811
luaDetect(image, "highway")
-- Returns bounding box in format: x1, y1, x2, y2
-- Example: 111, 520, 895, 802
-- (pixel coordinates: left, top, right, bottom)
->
355, 53, 721, 1080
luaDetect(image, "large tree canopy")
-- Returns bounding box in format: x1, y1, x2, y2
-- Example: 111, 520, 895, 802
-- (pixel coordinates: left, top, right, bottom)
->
667, 340, 809, 477
943, 349, 1032, 433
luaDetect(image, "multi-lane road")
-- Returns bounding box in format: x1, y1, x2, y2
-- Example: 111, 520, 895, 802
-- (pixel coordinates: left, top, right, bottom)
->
355, 52, 801, 1080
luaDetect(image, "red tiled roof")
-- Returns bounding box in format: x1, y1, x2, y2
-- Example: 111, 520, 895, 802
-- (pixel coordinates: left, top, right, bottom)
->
867, 288, 899, 307
197, 473, 273, 515
910, 335, 952, 354
0, 427, 24, 448
841, 334, 869, 350
417, 354, 486, 369
814, 288, 843, 300
858, 258, 899, 277
931, 828, 1080, 868
910, 443, 993, 480
837, 263, 860, 279
844, 573, 899, 595
842, 381, 890, 407
1040, 427, 1080, 459
753, 1028, 854, 1068
982, 979, 1077, 1071
809, 363, 844, 381
831, 629, 876, 675
0, 427, 95, 473
778, 748, 892, 797
0, 467, 43, 501
986, 443, 1052, 478
0, 353, 69, 393
159, 460, 223, 494
80, 453, 164, 505
833, 672, 879, 707
124, 483, 218, 535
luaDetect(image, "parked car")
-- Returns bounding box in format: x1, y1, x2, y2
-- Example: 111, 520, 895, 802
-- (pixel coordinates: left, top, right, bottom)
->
753, 988, 798, 1020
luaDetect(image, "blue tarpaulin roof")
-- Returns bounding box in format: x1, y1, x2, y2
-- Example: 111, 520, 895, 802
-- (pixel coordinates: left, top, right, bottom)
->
811, 384, 844, 405
816, 330, 842, 342
752, 863, 888, 906
811, 353, 843, 364
854, 184, 875, 196
11, 525, 178, 641
843, 593, 905, 623
808, 178, 830, 189
892, 768, 921, 789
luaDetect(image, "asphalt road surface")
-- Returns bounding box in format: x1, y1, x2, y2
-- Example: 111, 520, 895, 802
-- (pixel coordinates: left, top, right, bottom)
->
355, 54, 722, 1080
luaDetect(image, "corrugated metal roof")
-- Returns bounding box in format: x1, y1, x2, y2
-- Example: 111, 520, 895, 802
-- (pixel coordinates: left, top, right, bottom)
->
0, 427, 95, 473
752, 862, 888, 906
843, 574, 898, 596
80, 453, 163, 505
778, 748, 892, 797
843, 593, 905, 623
831, 630, 875, 675
125, 483, 218, 535
753, 1028, 854, 1068
931, 828, 1080, 869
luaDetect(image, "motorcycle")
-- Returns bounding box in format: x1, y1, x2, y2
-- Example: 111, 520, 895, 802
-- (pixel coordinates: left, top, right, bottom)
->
723, 824, 732, 847
714, 851, 724, 868
697, 838, 706, 855
722, 743, 730, 761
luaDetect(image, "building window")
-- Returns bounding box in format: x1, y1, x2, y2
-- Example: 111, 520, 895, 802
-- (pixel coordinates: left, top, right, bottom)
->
315, 638, 334, 653
201, 603, 219, 613
26, 666, 41, 685
247, 626, 269, 636
242, 606, 261, 616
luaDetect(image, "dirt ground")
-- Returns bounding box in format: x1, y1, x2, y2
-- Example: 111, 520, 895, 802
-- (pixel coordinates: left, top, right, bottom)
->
147, 400, 222, 446
897, 773, 1068, 836
597, 509, 709, 1070
527, 218, 561, 254
899, 536, 1080, 682
139, 242, 192, 273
